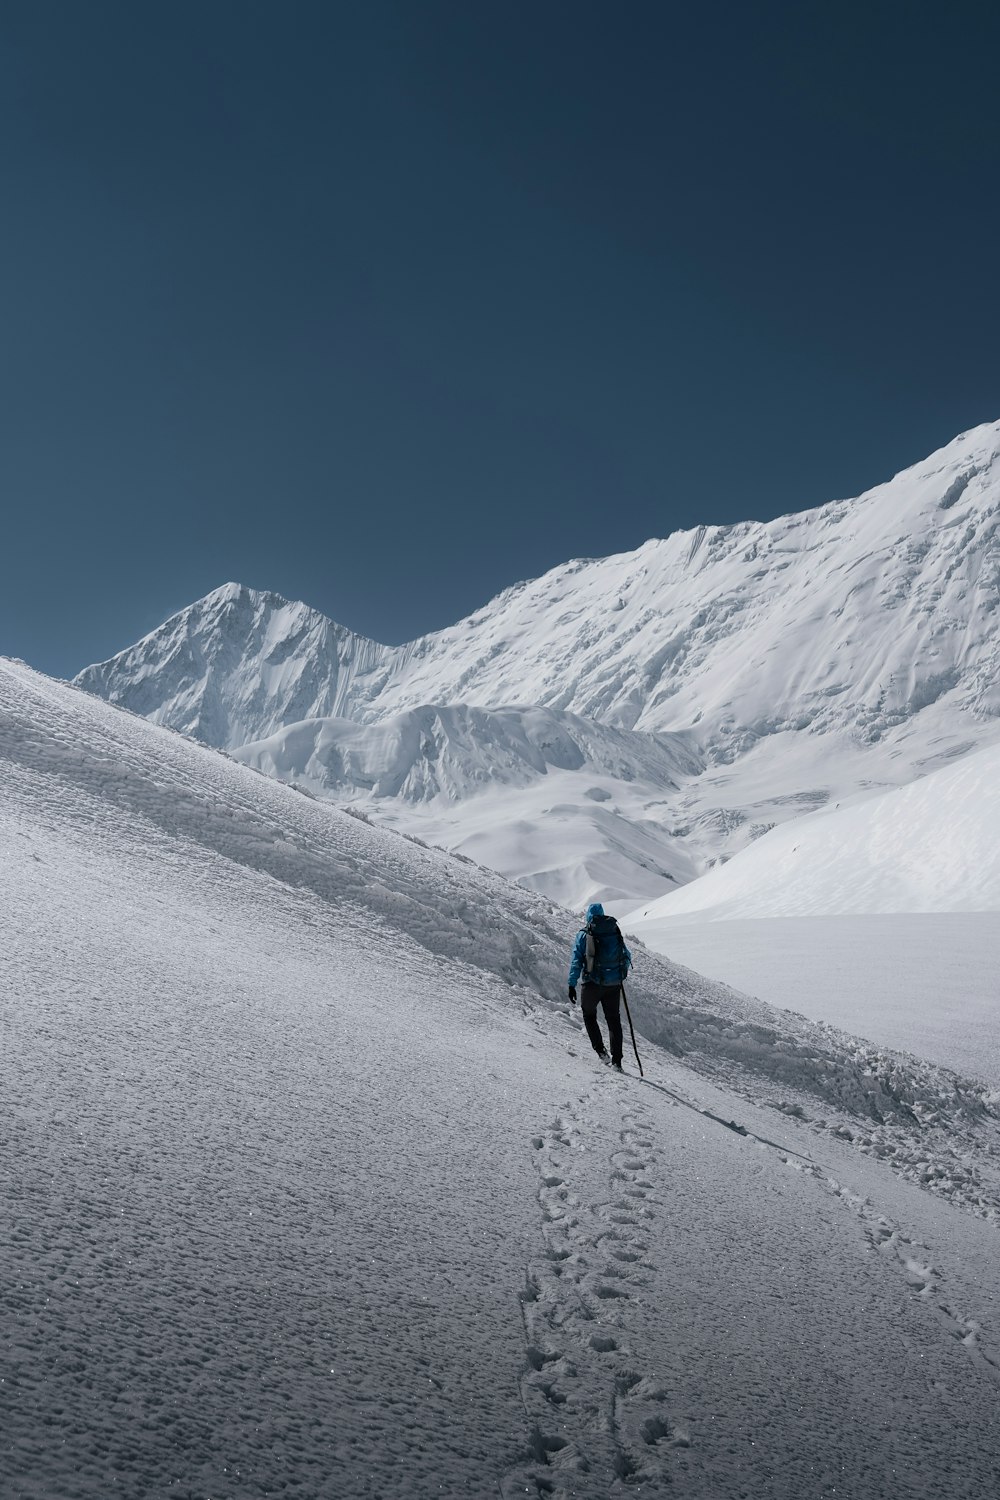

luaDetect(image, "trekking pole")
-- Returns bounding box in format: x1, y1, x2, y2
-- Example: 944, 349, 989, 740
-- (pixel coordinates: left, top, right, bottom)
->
620, 985, 643, 1077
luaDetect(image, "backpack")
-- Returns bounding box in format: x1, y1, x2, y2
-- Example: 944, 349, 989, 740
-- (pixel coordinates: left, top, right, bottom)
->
584, 917, 629, 985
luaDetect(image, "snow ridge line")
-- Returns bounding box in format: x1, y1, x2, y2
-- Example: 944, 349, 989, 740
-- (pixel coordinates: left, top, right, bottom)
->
500, 1101, 686, 1498
639, 1074, 817, 1161
640, 1053, 1000, 1228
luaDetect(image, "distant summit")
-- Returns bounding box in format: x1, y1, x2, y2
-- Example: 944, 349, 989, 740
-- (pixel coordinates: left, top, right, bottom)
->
75, 582, 391, 749
75, 420, 1000, 907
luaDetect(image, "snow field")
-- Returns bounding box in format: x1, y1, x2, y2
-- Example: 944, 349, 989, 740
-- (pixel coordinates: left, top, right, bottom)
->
624, 741, 1000, 1093
503, 1075, 1000, 1499
4, 660, 1000, 1496
625, 914, 1000, 1087
627, 736, 1000, 923
2, 752, 542, 1496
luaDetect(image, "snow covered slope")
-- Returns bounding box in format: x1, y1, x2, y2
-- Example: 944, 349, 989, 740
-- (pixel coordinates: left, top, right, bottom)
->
76, 581, 391, 747
621, 741, 1000, 1088
233, 704, 703, 906
625, 735, 1000, 922
5, 658, 1000, 1497
397, 419, 1000, 737
72, 421, 1000, 907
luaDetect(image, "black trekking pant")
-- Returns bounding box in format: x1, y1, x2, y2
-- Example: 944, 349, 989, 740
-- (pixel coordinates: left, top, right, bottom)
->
580, 983, 623, 1063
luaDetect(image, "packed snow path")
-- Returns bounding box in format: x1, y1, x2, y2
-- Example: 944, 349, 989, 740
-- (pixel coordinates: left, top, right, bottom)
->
3, 661, 1000, 1497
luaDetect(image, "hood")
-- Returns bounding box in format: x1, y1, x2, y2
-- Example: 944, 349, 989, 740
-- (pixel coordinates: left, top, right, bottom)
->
585, 902, 605, 923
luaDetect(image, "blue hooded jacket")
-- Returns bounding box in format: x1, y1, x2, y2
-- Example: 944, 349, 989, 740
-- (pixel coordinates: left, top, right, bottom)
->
568, 903, 633, 988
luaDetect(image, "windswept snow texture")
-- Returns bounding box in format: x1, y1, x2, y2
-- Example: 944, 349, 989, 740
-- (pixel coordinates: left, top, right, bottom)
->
5, 659, 1000, 1498
74, 420, 1000, 907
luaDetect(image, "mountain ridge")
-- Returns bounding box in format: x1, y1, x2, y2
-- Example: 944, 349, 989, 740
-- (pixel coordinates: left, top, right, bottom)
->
72, 418, 1000, 906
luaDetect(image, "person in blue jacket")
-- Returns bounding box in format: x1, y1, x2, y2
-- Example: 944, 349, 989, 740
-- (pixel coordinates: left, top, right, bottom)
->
568, 902, 632, 1070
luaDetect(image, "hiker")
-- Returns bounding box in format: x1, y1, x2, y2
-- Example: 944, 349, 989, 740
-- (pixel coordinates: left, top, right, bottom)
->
568, 902, 633, 1070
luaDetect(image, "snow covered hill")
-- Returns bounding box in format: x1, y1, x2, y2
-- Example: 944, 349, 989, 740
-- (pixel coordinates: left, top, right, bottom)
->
626, 735, 1000, 923
233, 704, 703, 906
73, 419, 1000, 907
622, 740, 1000, 1086
5, 658, 1000, 1496
5, 657, 1000, 1497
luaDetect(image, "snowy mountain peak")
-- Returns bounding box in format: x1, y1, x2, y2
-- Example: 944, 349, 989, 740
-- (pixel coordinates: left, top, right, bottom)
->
75, 582, 392, 749
889, 417, 1000, 484
73, 420, 1000, 905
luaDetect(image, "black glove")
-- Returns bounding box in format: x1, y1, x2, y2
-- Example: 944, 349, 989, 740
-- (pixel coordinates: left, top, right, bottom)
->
568, 986, 577, 1004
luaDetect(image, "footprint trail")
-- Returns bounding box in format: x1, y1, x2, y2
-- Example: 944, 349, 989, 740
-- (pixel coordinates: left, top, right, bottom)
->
501, 1099, 688, 1497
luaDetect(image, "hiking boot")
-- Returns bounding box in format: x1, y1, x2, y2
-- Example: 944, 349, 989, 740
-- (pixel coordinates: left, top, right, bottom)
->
596, 1050, 611, 1066
612, 1060, 624, 1072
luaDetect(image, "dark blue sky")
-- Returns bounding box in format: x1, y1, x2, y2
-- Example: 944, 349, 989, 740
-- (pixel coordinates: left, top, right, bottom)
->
3, 1, 999, 677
